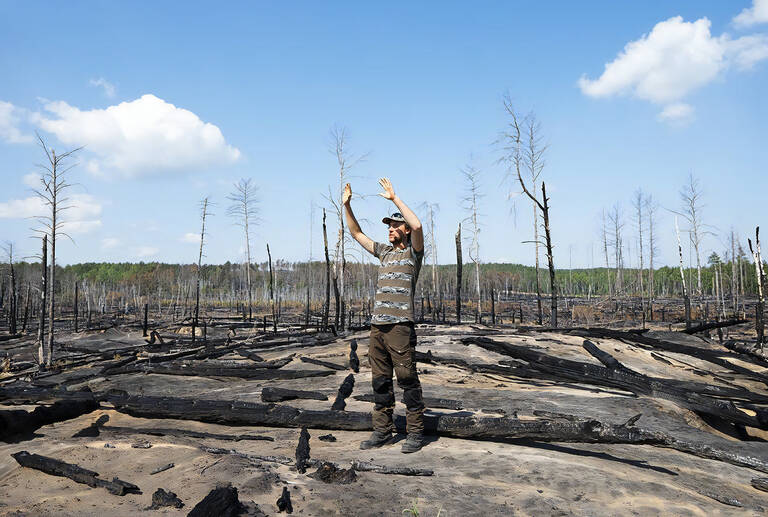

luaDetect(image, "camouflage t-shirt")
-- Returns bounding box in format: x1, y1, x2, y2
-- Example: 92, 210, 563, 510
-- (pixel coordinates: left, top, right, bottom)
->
371, 241, 424, 324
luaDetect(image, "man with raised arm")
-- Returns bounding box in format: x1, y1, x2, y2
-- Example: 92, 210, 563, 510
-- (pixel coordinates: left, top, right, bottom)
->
343, 178, 426, 454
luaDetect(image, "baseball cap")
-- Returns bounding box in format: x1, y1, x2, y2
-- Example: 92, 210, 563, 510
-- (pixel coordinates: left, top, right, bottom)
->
382, 212, 407, 225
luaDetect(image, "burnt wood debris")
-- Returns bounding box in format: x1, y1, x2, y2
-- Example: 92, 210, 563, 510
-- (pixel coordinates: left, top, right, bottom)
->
4, 288, 768, 513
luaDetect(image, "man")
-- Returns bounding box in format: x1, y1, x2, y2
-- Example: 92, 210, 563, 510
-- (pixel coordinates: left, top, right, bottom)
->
343, 177, 426, 454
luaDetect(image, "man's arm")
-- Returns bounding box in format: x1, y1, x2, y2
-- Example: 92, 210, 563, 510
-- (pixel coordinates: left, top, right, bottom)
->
343, 183, 376, 255
378, 178, 424, 253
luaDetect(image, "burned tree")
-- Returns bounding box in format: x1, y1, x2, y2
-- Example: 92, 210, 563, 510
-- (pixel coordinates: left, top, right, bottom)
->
3, 243, 17, 335
460, 165, 483, 323
227, 178, 259, 321
455, 223, 462, 324
32, 134, 81, 364
748, 227, 765, 350
192, 197, 211, 344
675, 217, 692, 330
499, 102, 558, 327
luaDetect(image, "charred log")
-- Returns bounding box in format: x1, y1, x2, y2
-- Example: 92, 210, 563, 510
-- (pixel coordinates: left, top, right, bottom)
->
11, 451, 141, 496
148, 488, 184, 509
683, 319, 748, 335
350, 460, 433, 476
308, 462, 357, 484
295, 427, 310, 474
1, 398, 98, 441
261, 387, 328, 402
353, 393, 463, 411
299, 356, 347, 371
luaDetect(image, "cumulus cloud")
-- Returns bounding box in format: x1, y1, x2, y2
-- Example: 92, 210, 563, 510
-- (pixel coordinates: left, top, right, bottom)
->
0, 193, 103, 234
180, 232, 199, 243
0, 101, 32, 143
33, 94, 241, 178
578, 16, 768, 121
137, 246, 158, 258
89, 77, 116, 98
734, 0, 768, 27
657, 103, 695, 125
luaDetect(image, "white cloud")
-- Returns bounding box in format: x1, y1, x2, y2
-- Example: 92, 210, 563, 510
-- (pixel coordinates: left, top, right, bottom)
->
33, 94, 241, 178
579, 16, 768, 121
22, 173, 40, 188
657, 103, 695, 125
0, 101, 32, 143
101, 237, 120, 249
734, 0, 768, 27
137, 246, 158, 258
180, 232, 199, 243
0, 193, 103, 234
89, 77, 116, 98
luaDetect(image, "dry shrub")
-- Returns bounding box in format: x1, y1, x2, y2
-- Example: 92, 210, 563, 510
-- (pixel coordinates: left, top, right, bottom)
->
571, 305, 595, 325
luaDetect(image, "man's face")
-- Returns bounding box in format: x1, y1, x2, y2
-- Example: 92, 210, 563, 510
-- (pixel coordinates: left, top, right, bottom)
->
388, 221, 410, 245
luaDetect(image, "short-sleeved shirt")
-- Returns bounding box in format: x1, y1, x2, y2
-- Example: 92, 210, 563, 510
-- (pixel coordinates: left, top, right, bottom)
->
370, 241, 424, 325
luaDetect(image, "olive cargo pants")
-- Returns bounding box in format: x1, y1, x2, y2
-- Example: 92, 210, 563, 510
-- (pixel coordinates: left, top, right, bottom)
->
369, 322, 425, 434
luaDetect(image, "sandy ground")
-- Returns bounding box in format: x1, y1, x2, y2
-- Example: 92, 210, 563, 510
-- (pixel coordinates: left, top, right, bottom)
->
2, 324, 768, 515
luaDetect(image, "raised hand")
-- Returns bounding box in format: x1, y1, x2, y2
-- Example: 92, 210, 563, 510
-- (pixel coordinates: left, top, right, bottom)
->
378, 177, 396, 201
342, 183, 352, 205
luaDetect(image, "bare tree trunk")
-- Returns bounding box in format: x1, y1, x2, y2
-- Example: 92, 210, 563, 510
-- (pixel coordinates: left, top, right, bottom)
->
193, 197, 210, 344
455, 223, 462, 324
38, 236, 48, 366
675, 217, 691, 330
22, 283, 30, 334
322, 209, 331, 331
7, 246, 17, 335
749, 228, 765, 351
541, 182, 558, 328
267, 243, 276, 333
731, 229, 738, 314
73, 280, 78, 333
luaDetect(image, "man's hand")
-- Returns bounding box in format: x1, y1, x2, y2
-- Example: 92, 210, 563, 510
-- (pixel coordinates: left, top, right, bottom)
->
342, 183, 352, 206
378, 177, 396, 201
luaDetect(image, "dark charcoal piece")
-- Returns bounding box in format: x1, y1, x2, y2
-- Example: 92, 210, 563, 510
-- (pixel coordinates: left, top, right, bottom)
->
295, 427, 310, 474
331, 374, 355, 411
261, 387, 328, 402
149, 487, 184, 509
11, 451, 141, 496
188, 484, 245, 517
72, 414, 110, 438
318, 434, 336, 442
350, 460, 433, 476
276, 486, 293, 514
300, 356, 347, 371
308, 462, 357, 484
349, 340, 360, 373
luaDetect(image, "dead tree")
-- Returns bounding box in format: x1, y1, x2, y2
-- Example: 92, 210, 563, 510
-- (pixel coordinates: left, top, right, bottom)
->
608, 204, 624, 295
460, 165, 483, 323
633, 190, 647, 321
422, 202, 440, 320
326, 126, 368, 331
192, 197, 211, 344
676, 173, 709, 301
748, 227, 765, 350
675, 217, 692, 329
227, 179, 259, 321
267, 243, 276, 332
38, 236, 48, 365
498, 98, 545, 324
32, 134, 81, 363
3, 243, 17, 335
455, 223, 462, 324
322, 209, 331, 331
730, 229, 740, 314
647, 195, 659, 318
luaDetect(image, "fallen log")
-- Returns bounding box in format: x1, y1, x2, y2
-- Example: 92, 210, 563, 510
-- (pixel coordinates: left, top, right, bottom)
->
106, 362, 333, 380
200, 446, 293, 465
751, 477, 768, 493
350, 460, 433, 476
148, 487, 184, 509
150, 463, 175, 475
106, 393, 768, 473
683, 319, 748, 335
308, 462, 357, 484
299, 356, 347, 371
99, 425, 274, 442
237, 349, 265, 362
353, 393, 463, 410
1, 398, 98, 441
11, 451, 141, 496
462, 336, 768, 430
261, 387, 328, 402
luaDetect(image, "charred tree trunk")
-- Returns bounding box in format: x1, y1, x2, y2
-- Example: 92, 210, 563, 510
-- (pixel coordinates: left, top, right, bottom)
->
38, 236, 49, 366
267, 243, 277, 333
73, 280, 78, 333
322, 209, 331, 332
541, 182, 557, 328
455, 223, 462, 324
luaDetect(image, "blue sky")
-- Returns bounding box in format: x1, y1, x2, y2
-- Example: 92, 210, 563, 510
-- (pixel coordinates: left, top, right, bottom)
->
1, 1, 767, 269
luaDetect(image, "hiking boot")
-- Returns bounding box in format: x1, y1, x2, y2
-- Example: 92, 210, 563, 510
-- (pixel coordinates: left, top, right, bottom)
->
400, 433, 423, 454
359, 430, 394, 449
